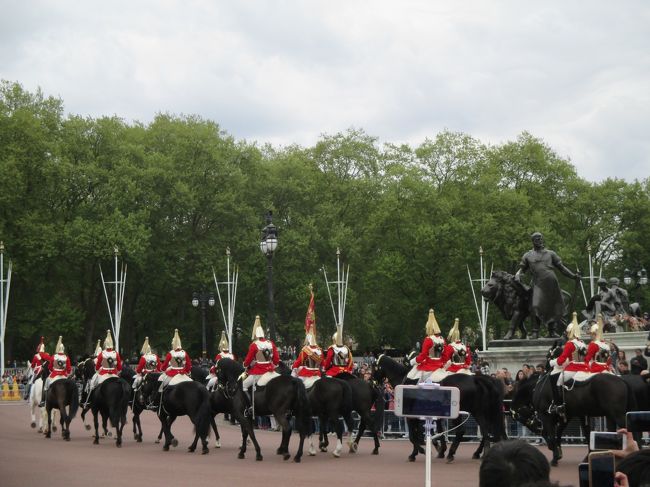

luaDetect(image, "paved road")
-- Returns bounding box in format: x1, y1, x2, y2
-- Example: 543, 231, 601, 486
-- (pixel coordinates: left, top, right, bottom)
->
0, 401, 586, 486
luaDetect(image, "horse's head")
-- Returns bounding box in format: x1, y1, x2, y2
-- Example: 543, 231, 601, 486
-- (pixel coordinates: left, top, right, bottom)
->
546, 341, 564, 370
215, 358, 244, 385
374, 355, 408, 387
510, 374, 543, 434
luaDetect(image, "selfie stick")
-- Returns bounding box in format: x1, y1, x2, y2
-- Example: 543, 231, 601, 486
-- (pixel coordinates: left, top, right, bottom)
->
419, 382, 440, 487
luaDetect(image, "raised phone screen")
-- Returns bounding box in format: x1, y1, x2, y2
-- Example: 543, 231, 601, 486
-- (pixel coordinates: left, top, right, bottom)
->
401, 387, 452, 417
589, 452, 615, 487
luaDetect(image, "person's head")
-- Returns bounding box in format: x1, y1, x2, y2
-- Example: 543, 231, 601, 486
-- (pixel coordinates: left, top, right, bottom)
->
516, 370, 525, 381
616, 449, 650, 487
618, 360, 629, 373
609, 277, 620, 287
530, 232, 544, 249
535, 364, 545, 373
479, 439, 550, 487
598, 277, 608, 289
636, 348, 643, 356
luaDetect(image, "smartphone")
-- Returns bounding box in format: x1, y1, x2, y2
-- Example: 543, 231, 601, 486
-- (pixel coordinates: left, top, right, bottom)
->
588, 451, 615, 487
394, 385, 460, 419
578, 462, 589, 487
626, 411, 650, 432
589, 431, 626, 451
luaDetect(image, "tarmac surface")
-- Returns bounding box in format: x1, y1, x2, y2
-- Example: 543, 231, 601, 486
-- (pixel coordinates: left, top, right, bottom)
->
0, 401, 587, 486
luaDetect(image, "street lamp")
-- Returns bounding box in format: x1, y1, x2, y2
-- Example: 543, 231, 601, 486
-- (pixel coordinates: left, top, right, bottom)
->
624, 268, 648, 286
260, 210, 278, 341
192, 291, 215, 358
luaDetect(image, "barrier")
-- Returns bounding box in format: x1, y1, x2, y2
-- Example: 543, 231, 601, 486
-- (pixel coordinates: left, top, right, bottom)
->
0, 382, 25, 401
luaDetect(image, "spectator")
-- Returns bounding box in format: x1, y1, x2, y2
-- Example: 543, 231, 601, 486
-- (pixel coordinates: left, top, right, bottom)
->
479, 439, 550, 487
616, 449, 650, 487
631, 349, 648, 375
479, 360, 490, 376
515, 369, 526, 382
535, 363, 545, 374
618, 360, 630, 375
522, 363, 533, 377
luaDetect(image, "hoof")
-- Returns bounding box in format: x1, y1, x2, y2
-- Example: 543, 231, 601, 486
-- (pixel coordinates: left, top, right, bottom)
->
408, 455, 416, 462
320, 446, 328, 453
171, 438, 179, 448
437, 451, 445, 459
65, 436, 71, 442
446, 456, 455, 464
215, 440, 221, 449
283, 453, 291, 461
309, 451, 316, 456
293, 455, 301, 463
372, 448, 379, 455
31, 422, 36, 428
472, 453, 481, 460
551, 459, 558, 467
52, 426, 57, 433
116, 441, 122, 448
332, 450, 341, 458
202, 447, 209, 455
256, 454, 263, 461
238, 452, 245, 459
38, 427, 43, 433
163, 445, 169, 451
136, 436, 142, 443
85, 424, 91, 431
93, 439, 99, 445
188, 447, 196, 453
155, 438, 161, 444
350, 442, 359, 453
107, 431, 112, 437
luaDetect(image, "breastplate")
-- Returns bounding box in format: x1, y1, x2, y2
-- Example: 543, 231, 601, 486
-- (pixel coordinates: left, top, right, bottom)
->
595, 343, 610, 363
144, 354, 157, 371
332, 346, 349, 366
571, 341, 586, 361
451, 344, 466, 364
255, 341, 272, 362
102, 351, 117, 369
171, 350, 186, 369
429, 337, 444, 359
53, 354, 66, 371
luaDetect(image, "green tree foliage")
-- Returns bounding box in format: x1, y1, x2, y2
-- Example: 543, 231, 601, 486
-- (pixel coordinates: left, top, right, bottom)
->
1, 81, 648, 361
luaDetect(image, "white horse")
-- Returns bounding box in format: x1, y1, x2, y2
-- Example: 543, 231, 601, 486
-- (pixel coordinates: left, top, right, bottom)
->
27, 368, 57, 433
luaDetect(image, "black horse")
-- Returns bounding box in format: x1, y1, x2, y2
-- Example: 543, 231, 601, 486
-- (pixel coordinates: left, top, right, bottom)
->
42, 363, 79, 441
511, 355, 634, 466
141, 373, 212, 454
216, 358, 310, 462
375, 355, 505, 462
90, 377, 130, 447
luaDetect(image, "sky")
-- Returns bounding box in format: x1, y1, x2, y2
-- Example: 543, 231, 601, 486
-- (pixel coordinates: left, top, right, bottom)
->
2, 1, 649, 182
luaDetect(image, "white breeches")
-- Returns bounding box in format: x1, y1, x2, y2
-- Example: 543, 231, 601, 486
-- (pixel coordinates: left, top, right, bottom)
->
242, 374, 260, 391
206, 377, 218, 390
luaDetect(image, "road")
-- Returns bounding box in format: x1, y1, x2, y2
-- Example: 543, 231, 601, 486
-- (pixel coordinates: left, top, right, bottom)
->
0, 401, 586, 486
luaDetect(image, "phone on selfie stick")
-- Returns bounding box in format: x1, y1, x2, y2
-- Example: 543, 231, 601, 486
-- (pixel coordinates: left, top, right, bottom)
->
588, 451, 616, 487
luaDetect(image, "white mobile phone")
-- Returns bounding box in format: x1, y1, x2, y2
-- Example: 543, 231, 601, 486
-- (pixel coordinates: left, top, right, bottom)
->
394, 385, 460, 419
589, 431, 626, 451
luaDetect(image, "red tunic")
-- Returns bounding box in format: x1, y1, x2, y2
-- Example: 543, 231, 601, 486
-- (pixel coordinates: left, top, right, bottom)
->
556, 340, 589, 372
49, 354, 72, 378
447, 342, 472, 373
415, 336, 453, 372
292, 346, 323, 378
584, 341, 612, 373
136, 354, 161, 374
209, 352, 235, 374
322, 346, 353, 377
243, 339, 279, 375
95, 349, 123, 375
30, 352, 52, 375
161, 350, 192, 376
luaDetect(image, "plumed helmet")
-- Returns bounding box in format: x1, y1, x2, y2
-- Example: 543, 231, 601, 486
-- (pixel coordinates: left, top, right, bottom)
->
36, 336, 45, 354
566, 312, 580, 340
55, 336, 65, 354
425, 309, 441, 336
251, 316, 264, 340
305, 323, 317, 347
171, 329, 182, 350
590, 314, 604, 341
447, 318, 461, 342
103, 329, 114, 350
140, 337, 152, 355
219, 331, 230, 352
93, 339, 102, 358
333, 324, 344, 346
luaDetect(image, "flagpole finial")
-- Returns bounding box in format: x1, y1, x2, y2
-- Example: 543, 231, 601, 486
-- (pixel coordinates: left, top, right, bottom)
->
226, 247, 230, 256
309, 282, 313, 292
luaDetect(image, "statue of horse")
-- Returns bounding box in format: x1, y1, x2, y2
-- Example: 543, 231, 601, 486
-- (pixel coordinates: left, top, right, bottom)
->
216, 358, 310, 462
510, 344, 634, 466
374, 355, 506, 463
141, 372, 212, 454
481, 270, 571, 339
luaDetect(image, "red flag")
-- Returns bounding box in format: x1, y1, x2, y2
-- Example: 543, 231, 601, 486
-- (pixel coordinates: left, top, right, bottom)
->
305, 287, 316, 336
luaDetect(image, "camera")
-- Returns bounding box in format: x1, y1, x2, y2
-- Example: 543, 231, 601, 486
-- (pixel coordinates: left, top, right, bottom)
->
394, 384, 460, 419
626, 411, 650, 432
577, 463, 589, 487
589, 431, 626, 451
588, 451, 615, 487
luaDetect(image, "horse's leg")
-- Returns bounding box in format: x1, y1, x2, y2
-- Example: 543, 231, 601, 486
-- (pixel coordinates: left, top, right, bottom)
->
92, 410, 100, 444
406, 418, 421, 462
160, 414, 173, 451
352, 416, 365, 452
211, 416, 221, 448
294, 415, 307, 463
155, 423, 164, 444
101, 414, 109, 437
446, 417, 465, 463
275, 414, 292, 461
368, 411, 381, 455
436, 419, 447, 459
331, 412, 344, 458
45, 406, 52, 439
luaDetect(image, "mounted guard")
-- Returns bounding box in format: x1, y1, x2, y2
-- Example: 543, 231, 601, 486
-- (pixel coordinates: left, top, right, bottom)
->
446, 318, 473, 374
584, 314, 612, 374
322, 325, 353, 377
548, 312, 590, 416
158, 329, 192, 393
40, 336, 72, 406
206, 331, 235, 391
133, 337, 161, 390
86, 330, 123, 405
292, 323, 323, 389
26, 336, 51, 400
407, 309, 453, 382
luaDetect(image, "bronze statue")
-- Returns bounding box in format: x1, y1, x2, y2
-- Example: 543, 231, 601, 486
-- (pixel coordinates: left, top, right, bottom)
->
582, 278, 619, 322
514, 232, 580, 339
481, 270, 530, 340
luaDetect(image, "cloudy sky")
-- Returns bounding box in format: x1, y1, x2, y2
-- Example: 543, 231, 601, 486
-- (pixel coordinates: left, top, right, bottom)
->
2, 1, 649, 181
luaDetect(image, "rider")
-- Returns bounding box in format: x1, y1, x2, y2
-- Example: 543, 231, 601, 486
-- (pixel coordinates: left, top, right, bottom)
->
206, 332, 235, 391
85, 330, 123, 406
584, 314, 613, 374
158, 329, 192, 395
133, 337, 161, 390
548, 312, 589, 416
322, 324, 354, 377
406, 309, 453, 382
291, 323, 323, 389
25, 336, 51, 400
241, 316, 280, 416
446, 318, 473, 375
40, 336, 72, 406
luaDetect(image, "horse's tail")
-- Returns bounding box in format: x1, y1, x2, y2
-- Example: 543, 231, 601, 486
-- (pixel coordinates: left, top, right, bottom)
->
475, 375, 506, 440
292, 378, 311, 436
68, 380, 79, 420
195, 390, 212, 440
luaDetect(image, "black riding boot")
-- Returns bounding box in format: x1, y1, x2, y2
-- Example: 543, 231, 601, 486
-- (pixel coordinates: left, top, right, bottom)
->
243, 388, 254, 418
39, 386, 47, 408
549, 374, 565, 418
24, 382, 31, 401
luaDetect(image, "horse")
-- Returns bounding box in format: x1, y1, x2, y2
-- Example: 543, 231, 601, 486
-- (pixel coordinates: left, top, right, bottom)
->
216, 358, 310, 462
140, 372, 212, 454
89, 376, 130, 447
375, 355, 505, 462
510, 345, 634, 466
26, 365, 58, 432
41, 363, 79, 441
481, 270, 571, 339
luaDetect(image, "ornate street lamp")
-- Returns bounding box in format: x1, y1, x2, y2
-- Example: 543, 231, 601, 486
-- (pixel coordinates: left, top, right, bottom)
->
192, 291, 215, 358
260, 210, 278, 341
624, 268, 648, 286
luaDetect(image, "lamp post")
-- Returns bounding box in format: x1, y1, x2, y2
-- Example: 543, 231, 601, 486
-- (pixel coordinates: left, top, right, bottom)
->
192, 291, 215, 358
260, 210, 278, 341
624, 267, 647, 311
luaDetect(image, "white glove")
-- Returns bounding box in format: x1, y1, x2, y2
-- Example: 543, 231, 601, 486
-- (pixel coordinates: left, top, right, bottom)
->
409, 358, 417, 367
549, 359, 558, 369
291, 368, 299, 378
238, 371, 248, 382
